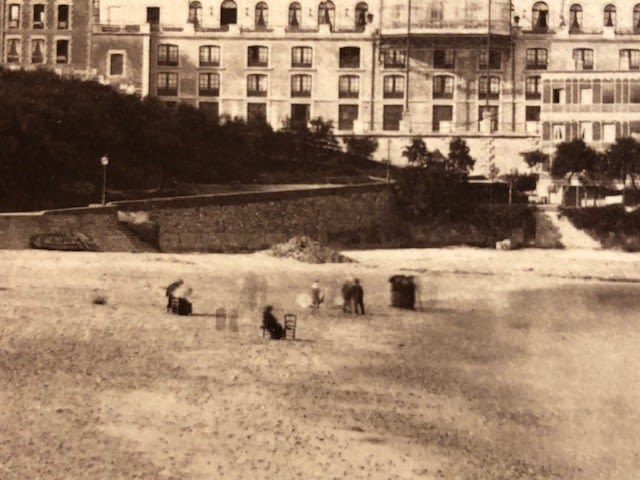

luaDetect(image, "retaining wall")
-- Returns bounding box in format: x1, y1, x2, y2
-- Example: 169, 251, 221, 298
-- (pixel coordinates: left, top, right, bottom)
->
0, 183, 397, 252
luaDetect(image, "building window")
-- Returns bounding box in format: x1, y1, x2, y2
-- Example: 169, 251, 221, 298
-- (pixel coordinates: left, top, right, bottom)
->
6, 39, 20, 63
199, 101, 219, 119
580, 87, 592, 105
31, 39, 45, 64
526, 106, 541, 122
604, 4, 616, 27
248, 46, 268, 67
620, 49, 640, 70
255, 2, 268, 28
355, 2, 368, 30
635, 4, 640, 33
552, 87, 565, 104
109, 53, 124, 75
291, 46, 312, 67
573, 48, 593, 70
569, 4, 582, 33
338, 105, 358, 130
188, 1, 203, 26
603, 123, 616, 142
479, 49, 501, 70
290, 104, 310, 130
382, 48, 406, 68
291, 74, 312, 97
525, 76, 541, 99
199, 45, 220, 66
383, 75, 405, 99
221, 0, 237, 26
553, 124, 564, 141
580, 122, 592, 141
479, 106, 498, 132
58, 4, 70, 29
602, 83, 614, 103
199, 73, 220, 96
157, 73, 178, 95
434, 49, 455, 68
247, 103, 267, 124
147, 7, 160, 26
478, 76, 500, 100
433, 75, 454, 99
158, 44, 178, 66
247, 74, 268, 96
532, 2, 548, 32
432, 105, 453, 133
33, 4, 46, 29
318, 1, 335, 30
339, 47, 360, 68
526, 48, 547, 69
383, 105, 403, 131
56, 40, 69, 64
288, 2, 301, 28
338, 75, 359, 98
8, 4, 20, 28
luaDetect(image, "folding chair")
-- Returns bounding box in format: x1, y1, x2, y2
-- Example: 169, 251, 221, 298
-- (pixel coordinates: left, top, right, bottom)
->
284, 314, 297, 340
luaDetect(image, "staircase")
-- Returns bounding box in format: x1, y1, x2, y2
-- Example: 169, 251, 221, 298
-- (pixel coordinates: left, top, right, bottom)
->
538, 208, 601, 250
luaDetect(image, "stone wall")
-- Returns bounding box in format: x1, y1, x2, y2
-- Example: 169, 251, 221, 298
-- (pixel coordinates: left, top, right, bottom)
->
113, 183, 396, 252
0, 183, 396, 253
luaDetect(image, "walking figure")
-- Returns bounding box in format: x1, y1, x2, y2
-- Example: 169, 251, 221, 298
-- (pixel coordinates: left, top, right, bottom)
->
311, 280, 324, 308
341, 277, 354, 313
352, 278, 365, 315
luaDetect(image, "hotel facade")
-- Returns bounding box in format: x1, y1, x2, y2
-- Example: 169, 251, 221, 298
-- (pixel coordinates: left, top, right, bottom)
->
2, 0, 640, 174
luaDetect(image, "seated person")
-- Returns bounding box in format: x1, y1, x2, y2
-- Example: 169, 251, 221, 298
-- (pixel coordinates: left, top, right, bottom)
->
262, 305, 285, 340
171, 284, 193, 316
165, 279, 184, 312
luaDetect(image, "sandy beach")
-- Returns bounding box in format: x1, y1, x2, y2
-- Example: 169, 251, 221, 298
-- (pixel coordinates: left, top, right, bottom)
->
2, 247, 640, 479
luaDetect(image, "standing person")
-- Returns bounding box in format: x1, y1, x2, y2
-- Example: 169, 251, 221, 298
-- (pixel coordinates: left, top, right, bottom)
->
262, 305, 285, 340
341, 277, 353, 313
311, 280, 324, 308
352, 278, 365, 315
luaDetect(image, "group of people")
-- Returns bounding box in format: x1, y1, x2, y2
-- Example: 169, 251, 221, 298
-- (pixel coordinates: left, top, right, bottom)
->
341, 277, 365, 315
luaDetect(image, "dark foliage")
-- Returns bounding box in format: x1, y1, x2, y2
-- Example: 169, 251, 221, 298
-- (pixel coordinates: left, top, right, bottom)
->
551, 139, 601, 179
562, 205, 640, 251
0, 70, 385, 211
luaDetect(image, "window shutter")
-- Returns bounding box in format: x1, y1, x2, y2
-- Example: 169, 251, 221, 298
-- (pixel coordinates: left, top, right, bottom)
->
542, 122, 551, 140
593, 80, 601, 104
543, 82, 551, 103
593, 122, 601, 141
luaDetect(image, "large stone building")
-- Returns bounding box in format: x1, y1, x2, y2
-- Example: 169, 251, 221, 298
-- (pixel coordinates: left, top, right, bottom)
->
3, 0, 640, 175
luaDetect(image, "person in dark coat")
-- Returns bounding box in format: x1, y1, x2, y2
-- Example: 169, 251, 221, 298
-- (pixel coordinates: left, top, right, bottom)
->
352, 278, 365, 315
341, 278, 354, 313
262, 305, 285, 339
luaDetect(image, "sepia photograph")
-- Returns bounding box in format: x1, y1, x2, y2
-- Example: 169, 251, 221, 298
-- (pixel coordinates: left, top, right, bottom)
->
1, 0, 640, 478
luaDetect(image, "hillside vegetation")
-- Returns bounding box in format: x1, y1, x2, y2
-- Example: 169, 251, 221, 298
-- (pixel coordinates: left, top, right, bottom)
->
0, 69, 385, 212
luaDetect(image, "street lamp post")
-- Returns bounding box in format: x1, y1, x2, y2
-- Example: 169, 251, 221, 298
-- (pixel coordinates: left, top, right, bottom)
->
100, 154, 109, 206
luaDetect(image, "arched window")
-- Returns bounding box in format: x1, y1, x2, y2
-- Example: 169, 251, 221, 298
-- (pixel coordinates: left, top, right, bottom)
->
604, 4, 616, 27
188, 1, 202, 26
255, 2, 268, 28
532, 2, 548, 32
221, 0, 237, 26
635, 4, 640, 33
569, 4, 582, 33
288, 2, 301, 28
355, 2, 368, 30
318, 1, 335, 30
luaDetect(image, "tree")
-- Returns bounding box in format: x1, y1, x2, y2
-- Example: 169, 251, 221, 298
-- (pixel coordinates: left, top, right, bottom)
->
343, 136, 379, 160
551, 139, 601, 179
605, 137, 640, 190
521, 149, 550, 169
446, 137, 475, 177
401, 137, 433, 167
